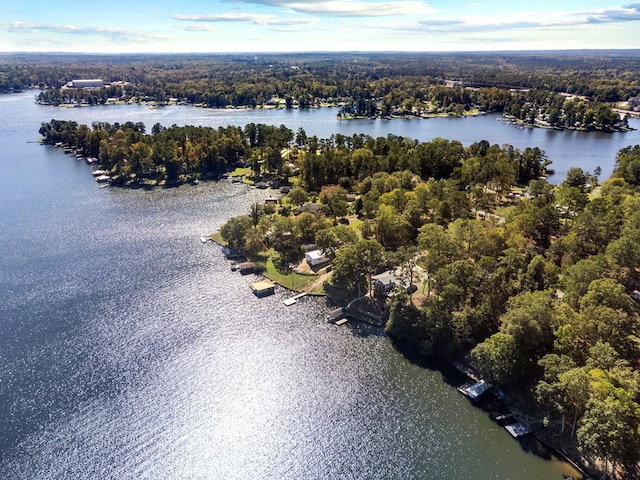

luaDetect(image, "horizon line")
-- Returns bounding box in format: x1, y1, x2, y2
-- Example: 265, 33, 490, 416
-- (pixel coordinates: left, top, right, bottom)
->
2, 48, 640, 56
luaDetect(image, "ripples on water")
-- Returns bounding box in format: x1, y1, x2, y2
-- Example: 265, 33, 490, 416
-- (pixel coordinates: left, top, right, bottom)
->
0, 92, 583, 479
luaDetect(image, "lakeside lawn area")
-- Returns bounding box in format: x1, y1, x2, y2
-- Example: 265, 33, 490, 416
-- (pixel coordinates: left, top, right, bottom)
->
209, 232, 226, 245
263, 257, 324, 294
209, 233, 325, 294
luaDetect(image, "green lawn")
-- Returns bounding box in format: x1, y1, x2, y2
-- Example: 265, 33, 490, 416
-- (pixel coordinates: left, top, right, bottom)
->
210, 232, 226, 245
263, 257, 320, 292
229, 167, 251, 177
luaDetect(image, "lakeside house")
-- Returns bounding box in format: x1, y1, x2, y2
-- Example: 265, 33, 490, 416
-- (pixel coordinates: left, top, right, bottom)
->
295, 203, 324, 215
304, 249, 330, 267
371, 270, 398, 295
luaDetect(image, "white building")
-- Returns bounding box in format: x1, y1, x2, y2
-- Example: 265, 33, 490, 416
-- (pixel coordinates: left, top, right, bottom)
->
69, 79, 104, 89
304, 250, 330, 266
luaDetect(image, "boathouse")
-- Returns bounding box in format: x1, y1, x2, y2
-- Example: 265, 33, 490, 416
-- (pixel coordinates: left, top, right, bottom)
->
250, 280, 276, 297
222, 246, 242, 260
238, 261, 256, 275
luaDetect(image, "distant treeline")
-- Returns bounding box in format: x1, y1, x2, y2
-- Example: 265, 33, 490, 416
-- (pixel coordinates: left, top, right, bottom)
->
2, 52, 638, 130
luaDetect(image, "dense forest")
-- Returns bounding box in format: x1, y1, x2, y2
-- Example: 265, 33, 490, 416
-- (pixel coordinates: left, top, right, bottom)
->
4, 52, 638, 131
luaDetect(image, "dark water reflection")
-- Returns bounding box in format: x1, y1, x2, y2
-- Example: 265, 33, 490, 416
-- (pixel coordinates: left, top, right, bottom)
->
0, 91, 590, 479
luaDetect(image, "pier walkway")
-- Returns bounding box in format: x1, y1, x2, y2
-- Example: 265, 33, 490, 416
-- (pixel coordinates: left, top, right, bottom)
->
283, 292, 308, 306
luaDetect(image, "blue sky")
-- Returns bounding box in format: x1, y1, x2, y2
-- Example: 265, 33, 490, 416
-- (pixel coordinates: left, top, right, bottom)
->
1, 1, 639, 53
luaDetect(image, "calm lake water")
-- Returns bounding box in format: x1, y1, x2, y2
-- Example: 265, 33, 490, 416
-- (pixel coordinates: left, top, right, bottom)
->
2, 90, 637, 479
33, 95, 640, 184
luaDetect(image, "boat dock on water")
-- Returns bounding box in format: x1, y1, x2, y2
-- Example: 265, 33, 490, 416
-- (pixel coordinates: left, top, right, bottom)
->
495, 412, 514, 423
457, 379, 492, 400
283, 292, 308, 306
505, 422, 532, 438
250, 280, 276, 297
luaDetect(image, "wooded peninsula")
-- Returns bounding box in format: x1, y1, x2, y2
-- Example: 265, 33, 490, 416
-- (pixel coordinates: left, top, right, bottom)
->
26, 51, 640, 479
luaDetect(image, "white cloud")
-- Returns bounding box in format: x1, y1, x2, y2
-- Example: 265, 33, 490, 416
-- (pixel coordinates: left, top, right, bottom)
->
171, 13, 318, 26
0, 21, 167, 43
180, 24, 218, 32
587, 3, 640, 23
225, 0, 436, 17
378, 9, 609, 35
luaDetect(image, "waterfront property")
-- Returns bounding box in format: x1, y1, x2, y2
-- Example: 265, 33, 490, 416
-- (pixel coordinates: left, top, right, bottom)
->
304, 249, 330, 267
222, 246, 242, 260
371, 270, 398, 295
0, 90, 593, 480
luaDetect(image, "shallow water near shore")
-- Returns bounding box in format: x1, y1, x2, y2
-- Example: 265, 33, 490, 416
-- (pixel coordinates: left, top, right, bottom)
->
0, 91, 599, 479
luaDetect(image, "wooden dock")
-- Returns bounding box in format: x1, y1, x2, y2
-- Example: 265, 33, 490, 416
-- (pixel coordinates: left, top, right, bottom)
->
283, 292, 308, 306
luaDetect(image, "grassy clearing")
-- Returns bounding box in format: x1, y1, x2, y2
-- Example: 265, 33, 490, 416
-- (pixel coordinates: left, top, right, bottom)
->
210, 232, 226, 245
229, 167, 252, 177
263, 257, 319, 292
493, 203, 517, 219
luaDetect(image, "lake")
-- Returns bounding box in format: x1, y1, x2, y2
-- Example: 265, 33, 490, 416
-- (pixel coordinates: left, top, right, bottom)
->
34, 95, 640, 184
2, 90, 635, 479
